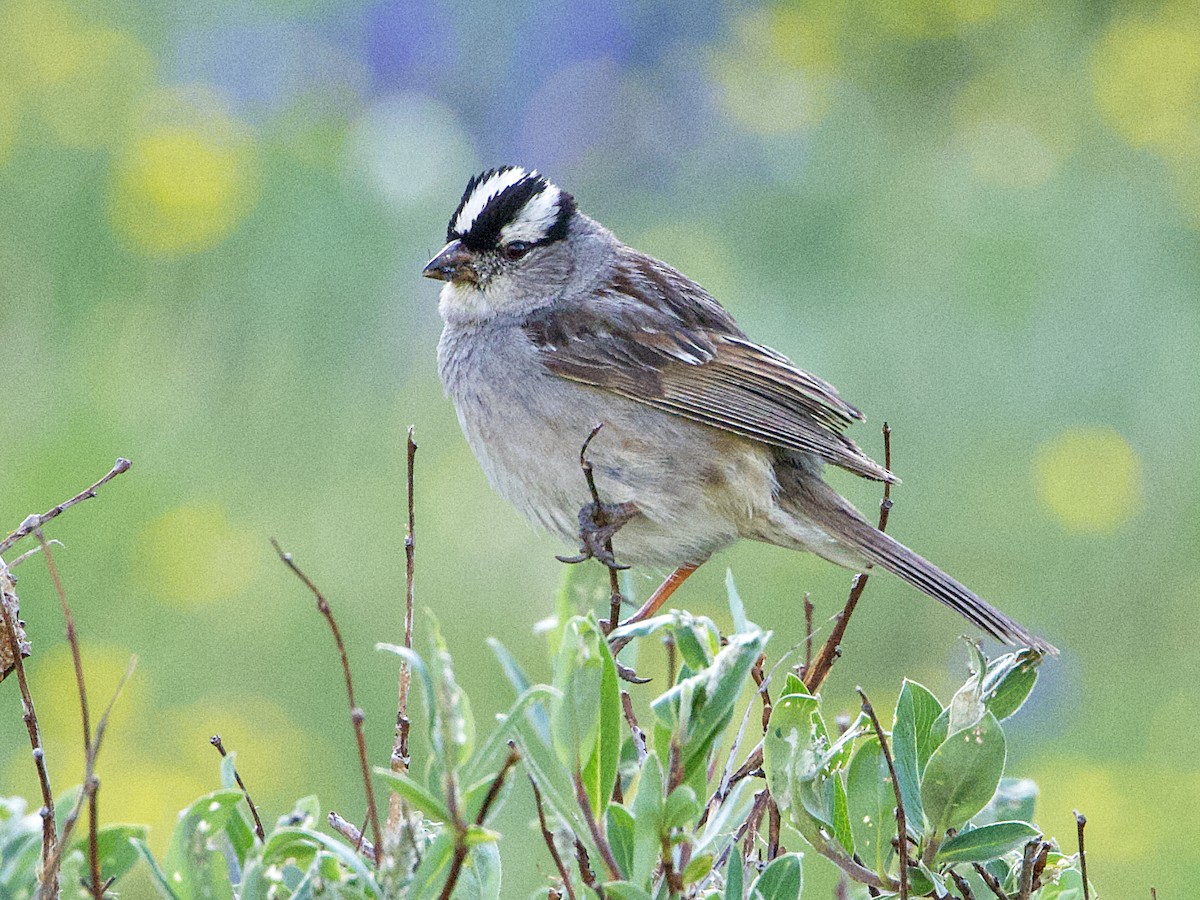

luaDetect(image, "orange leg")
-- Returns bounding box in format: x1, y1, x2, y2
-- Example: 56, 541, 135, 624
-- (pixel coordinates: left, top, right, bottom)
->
611, 564, 700, 647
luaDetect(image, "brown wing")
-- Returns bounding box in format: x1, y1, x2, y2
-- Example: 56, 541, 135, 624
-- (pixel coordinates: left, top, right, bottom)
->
524, 249, 895, 483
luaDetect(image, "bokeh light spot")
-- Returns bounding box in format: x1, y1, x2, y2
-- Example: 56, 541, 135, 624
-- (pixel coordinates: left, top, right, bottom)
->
711, 9, 837, 135
110, 91, 259, 255
28, 643, 146, 747
1093, 17, 1200, 155
958, 120, 1058, 187
40, 27, 155, 149
135, 504, 258, 606
1033, 427, 1142, 533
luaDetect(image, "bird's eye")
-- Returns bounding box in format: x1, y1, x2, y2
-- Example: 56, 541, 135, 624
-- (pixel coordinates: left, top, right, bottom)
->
503, 241, 532, 260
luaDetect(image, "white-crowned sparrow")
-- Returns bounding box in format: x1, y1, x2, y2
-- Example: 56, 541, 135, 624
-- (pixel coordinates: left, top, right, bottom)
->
425, 166, 1054, 654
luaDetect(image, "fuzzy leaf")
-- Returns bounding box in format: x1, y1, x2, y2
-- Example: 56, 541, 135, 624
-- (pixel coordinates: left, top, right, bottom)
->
936, 821, 1040, 863
921, 711, 1007, 836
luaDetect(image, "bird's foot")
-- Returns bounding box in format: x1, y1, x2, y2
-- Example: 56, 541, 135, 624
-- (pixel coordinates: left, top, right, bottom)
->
556, 500, 638, 570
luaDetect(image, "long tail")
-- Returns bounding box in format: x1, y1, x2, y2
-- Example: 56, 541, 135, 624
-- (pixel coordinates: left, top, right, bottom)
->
781, 478, 1058, 655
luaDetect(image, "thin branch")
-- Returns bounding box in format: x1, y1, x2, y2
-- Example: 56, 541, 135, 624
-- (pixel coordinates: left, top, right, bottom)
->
388, 427, 419, 834
573, 771, 622, 880
529, 775, 577, 900
803, 593, 814, 670
858, 687, 907, 900
438, 744, 521, 900
38, 656, 136, 898
1074, 811, 1089, 900
805, 424, 892, 693
947, 868, 977, 900
1016, 840, 1040, 900
210, 735, 265, 840
271, 539, 384, 865
7, 539, 63, 570
0, 578, 56, 897
621, 692, 647, 763
36, 531, 103, 898
973, 862, 1011, 900
574, 838, 602, 897
0, 458, 131, 557
329, 812, 375, 863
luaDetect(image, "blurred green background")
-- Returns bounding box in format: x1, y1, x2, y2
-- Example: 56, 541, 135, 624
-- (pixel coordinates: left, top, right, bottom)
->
1, 0, 1197, 895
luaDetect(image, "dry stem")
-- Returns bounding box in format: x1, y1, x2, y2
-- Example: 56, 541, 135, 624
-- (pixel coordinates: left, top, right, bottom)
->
858, 687, 907, 900
0, 458, 131, 557
388, 427, 418, 833
210, 735, 265, 840
804, 423, 892, 693
271, 539, 384, 866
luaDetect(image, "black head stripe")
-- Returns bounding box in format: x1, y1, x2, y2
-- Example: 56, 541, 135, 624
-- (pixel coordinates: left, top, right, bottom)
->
447, 166, 576, 251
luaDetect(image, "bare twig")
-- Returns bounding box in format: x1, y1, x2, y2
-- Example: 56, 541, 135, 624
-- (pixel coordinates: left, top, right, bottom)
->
38, 656, 136, 898
329, 812, 376, 862
750, 653, 771, 733
973, 862, 1011, 900
1016, 840, 1040, 899
210, 735, 265, 840
574, 838, 602, 896
271, 539, 384, 865
1074, 810, 1089, 900
803, 593, 814, 670
573, 771, 622, 880
621, 692, 647, 762
388, 427, 419, 833
7, 539, 63, 570
805, 424, 892, 693
0, 458, 131, 557
36, 531, 104, 898
766, 798, 781, 860
948, 868, 977, 900
0, 579, 56, 897
438, 744, 521, 900
858, 687, 907, 900
529, 775, 577, 900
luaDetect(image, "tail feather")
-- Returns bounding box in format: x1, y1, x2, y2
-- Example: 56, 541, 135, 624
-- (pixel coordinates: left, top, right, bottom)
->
785, 479, 1058, 655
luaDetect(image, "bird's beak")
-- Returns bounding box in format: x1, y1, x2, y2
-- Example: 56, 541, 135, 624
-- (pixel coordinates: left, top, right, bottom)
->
422, 240, 475, 283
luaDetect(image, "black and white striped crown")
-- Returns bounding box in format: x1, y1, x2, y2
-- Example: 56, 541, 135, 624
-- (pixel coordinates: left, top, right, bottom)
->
448, 166, 576, 251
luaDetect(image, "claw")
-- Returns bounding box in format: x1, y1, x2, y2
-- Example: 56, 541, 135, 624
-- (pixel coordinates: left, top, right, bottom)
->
556, 500, 637, 571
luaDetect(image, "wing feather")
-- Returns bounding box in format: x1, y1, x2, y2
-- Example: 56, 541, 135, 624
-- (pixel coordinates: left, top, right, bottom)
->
524, 249, 895, 483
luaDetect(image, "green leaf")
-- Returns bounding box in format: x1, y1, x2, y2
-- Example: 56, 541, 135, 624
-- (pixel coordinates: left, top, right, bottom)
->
763, 693, 823, 816
631, 754, 664, 887
607, 804, 635, 878
72, 823, 149, 888
725, 847, 744, 900
131, 837, 180, 900
660, 630, 768, 783
607, 614, 676, 644
376, 767, 453, 822
979, 777, 1038, 825
981, 650, 1042, 721
682, 852, 714, 885
602, 882, 653, 900
552, 617, 604, 770
259, 827, 379, 896
409, 831, 455, 900
694, 778, 756, 857
846, 738, 894, 877
430, 618, 476, 770
936, 821, 1040, 863
748, 852, 803, 899
485, 637, 551, 744
725, 569, 752, 635
160, 789, 246, 900
663, 785, 700, 831
829, 775, 854, 857
921, 711, 1007, 836
891, 680, 941, 832
464, 684, 556, 784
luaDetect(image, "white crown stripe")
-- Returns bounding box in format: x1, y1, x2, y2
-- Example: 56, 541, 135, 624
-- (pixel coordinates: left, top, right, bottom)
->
452, 167, 531, 236
499, 186, 562, 244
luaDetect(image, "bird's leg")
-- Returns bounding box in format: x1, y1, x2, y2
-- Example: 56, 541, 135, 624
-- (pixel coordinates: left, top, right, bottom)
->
556, 500, 639, 570
609, 564, 701, 654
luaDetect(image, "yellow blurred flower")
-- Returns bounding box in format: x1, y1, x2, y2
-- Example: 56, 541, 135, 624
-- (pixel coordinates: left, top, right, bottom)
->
1033, 427, 1142, 533
134, 503, 259, 606
872, 0, 1001, 39
1093, 14, 1200, 155
109, 89, 260, 256
710, 7, 842, 134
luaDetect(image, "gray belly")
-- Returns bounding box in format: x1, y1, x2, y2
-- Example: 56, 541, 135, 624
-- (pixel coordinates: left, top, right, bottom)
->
438, 322, 778, 567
